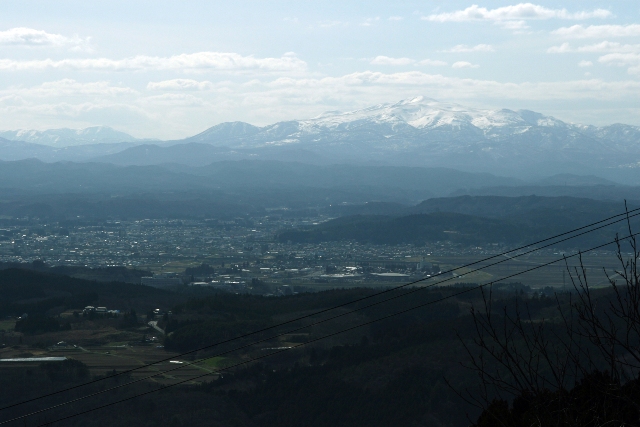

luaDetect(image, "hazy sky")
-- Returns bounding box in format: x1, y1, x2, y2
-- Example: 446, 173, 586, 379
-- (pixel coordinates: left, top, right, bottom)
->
1, 0, 640, 138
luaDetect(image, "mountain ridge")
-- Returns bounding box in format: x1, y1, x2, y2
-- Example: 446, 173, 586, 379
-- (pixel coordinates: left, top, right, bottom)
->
2, 97, 640, 181
117, 97, 640, 178
0, 126, 148, 147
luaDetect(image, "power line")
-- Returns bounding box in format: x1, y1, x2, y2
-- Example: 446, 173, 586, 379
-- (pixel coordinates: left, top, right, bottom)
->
5, 202, 636, 424
1, 205, 638, 416
27, 230, 638, 427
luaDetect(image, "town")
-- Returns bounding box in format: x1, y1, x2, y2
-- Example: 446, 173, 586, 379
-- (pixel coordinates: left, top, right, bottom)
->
0, 213, 610, 294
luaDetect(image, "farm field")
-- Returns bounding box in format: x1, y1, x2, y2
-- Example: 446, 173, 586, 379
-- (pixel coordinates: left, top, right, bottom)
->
287, 252, 622, 293
429, 252, 623, 289
0, 339, 220, 386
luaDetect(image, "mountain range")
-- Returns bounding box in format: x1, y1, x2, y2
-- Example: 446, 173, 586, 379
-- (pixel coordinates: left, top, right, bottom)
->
279, 195, 639, 248
0, 126, 148, 147
2, 97, 640, 181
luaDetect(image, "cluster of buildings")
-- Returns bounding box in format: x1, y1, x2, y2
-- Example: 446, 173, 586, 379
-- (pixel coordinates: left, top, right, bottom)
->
0, 216, 517, 271
82, 306, 120, 317
0, 214, 557, 292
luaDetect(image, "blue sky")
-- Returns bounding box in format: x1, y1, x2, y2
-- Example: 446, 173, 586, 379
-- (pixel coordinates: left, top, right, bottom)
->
0, 1, 639, 138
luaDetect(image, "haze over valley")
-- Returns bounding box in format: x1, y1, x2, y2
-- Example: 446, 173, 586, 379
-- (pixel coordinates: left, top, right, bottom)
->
2, 90, 640, 427
2, 2, 640, 426
3, 97, 640, 182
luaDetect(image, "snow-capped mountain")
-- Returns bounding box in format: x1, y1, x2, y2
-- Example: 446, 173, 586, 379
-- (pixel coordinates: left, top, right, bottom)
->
162, 97, 640, 174
2, 97, 640, 179
176, 97, 640, 174
187, 96, 639, 152
0, 126, 141, 147
298, 97, 567, 135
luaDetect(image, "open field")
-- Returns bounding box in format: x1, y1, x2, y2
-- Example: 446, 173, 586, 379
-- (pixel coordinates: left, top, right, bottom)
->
0, 319, 16, 332
291, 252, 624, 292
141, 256, 240, 275
0, 315, 222, 386
195, 356, 230, 370
0, 252, 625, 392
429, 253, 623, 289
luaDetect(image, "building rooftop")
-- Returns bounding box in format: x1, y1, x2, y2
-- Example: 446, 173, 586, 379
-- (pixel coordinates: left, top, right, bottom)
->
0, 357, 67, 362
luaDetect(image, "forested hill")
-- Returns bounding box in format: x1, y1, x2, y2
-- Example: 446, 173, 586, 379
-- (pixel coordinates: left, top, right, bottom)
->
326, 195, 635, 225
408, 195, 633, 220
278, 213, 524, 245
0, 268, 175, 317
278, 197, 640, 247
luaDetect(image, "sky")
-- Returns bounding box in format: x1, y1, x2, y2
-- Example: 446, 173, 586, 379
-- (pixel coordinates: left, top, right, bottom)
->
1, 0, 640, 139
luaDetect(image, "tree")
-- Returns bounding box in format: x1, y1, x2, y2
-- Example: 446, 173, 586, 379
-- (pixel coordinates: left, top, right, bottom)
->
462, 213, 640, 426
120, 309, 139, 328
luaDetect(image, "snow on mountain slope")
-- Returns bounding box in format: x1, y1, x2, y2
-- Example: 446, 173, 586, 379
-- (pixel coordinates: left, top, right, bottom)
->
2, 97, 640, 177
0, 126, 142, 147
171, 96, 640, 175
297, 96, 566, 135
191, 96, 603, 150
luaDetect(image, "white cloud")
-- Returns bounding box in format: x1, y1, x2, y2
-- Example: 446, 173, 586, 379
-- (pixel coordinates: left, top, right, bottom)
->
553, 24, 640, 39
452, 61, 480, 69
592, 52, 640, 75
495, 20, 529, 30
261, 71, 640, 105
388, 16, 403, 21
547, 41, 640, 75
6, 72, 640, 137
443, 44, 495, 53
141, 93, 211, 107
0, 94, 27, 107
548, 41, 640, 54
547, 43, 572, 53
318, 20, 347, 28
147, 79, 215, 91
0, 80, 144, 132
0, 27, 91, 50
360, 17, 380, 27
370, 56, 415, 66
16, 73, 640, 109
17, 103, 155, 130
546, 45, 640, 74
418, 59, 448, 66
424, 4, 611, 22
598, 53, 640, 67
8, 79, 137, 97
580, 42, 640, 53
368, 56, 448, 66
0, 52, 307, 72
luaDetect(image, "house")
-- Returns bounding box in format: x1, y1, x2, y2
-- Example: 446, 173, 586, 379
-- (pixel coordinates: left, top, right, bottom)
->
82, 306, 118, 317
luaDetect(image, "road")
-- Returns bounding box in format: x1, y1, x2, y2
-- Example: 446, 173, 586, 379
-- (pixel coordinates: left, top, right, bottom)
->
148, 320, 165, 335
